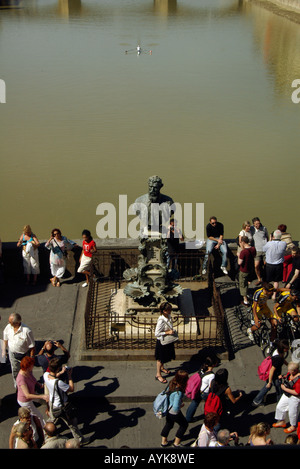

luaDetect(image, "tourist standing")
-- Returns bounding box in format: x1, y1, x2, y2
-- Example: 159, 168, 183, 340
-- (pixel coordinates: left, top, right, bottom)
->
44, 357, 88, 445
263, 230, 286, 299
250, 217, 268, 285
237, 221, 253, 255
155, 302, 177, 384
77, 229, 97, 287
45, 228, 78, 287
2, 313, 35, 388
17, 225, 40, 285
238, 236, 256, 305
16, 356, 48, 428
37, 340, 70, 373
277, 224, 294, 252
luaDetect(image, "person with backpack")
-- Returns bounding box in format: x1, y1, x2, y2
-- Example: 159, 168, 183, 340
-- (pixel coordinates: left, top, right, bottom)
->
185, 356, 218, 423
205, 368, 243, 430
272, 361, 300, 434
252, 339, 289, 408
43, 357, 89, 446
160, 369, 189, 447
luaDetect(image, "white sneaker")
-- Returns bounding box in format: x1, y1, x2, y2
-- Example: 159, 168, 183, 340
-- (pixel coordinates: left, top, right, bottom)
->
202, 269, 207, 275
221, 266, 228, 275
82, 282, 88, 288
247, 328, 255, 342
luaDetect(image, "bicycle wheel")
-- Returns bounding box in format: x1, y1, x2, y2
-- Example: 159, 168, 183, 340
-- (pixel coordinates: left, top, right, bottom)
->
260, 326, 271, 357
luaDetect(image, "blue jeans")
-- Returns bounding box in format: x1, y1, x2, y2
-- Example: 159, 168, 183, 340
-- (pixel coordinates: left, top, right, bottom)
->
203, 240, 228, 269
186, 392, 208, 423
252, 378, 282, 406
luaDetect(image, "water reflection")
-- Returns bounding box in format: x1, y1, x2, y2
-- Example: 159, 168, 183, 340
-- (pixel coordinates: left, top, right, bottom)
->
153, 0, 177, 16
0, 0, 300, 242
247, 2, 300, 99
58, 0, 82, 18
0, 0, 22, 8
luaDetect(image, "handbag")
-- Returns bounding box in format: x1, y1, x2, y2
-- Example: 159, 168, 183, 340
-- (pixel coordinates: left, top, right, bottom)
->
51, 379, 75, 420
53, 238, 68, 258
160, 331, 179, 345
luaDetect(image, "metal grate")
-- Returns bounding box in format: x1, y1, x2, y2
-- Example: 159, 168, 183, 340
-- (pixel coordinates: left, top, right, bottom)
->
84, 249, 224, 351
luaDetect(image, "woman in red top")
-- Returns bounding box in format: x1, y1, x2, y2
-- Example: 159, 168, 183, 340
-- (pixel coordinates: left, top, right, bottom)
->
77, 229, 97, 287
272, 362, 300, 433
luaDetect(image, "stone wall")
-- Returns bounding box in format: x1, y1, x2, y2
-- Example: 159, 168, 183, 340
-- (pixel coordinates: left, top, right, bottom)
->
247, 0, 300, 23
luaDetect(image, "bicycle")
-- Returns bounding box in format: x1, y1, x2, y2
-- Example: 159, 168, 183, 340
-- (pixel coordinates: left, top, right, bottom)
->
252, 316, 272, 357
241, 294, 272, 357
276, 312, 300, 344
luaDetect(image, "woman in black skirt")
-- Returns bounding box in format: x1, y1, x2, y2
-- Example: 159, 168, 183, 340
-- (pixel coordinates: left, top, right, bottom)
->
155, 302, 176, 383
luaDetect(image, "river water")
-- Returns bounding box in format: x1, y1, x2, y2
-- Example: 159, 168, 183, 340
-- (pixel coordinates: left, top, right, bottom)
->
1, 0, 300, 243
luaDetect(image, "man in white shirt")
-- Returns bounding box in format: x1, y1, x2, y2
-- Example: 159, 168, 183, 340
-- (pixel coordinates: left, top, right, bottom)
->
263, 229, 286, 299
2, 312, 35, 387
43, 357, 89, 446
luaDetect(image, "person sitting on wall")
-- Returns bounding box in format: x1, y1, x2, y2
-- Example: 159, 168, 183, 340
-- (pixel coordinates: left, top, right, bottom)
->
202, 216, 228, 276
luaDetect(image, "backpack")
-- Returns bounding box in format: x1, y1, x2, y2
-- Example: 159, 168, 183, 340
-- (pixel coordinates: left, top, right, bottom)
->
257, 356, 272, 381
185, 372, 202, 400
204, 392, 223, 416
185, 371, 213, 400
153, 386, 170, 419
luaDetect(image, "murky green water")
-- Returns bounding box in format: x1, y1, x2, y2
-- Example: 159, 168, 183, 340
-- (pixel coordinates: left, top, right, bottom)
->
1, 0, 300, 242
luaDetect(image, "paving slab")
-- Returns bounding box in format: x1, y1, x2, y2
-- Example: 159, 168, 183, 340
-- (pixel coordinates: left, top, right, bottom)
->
0, 276, 296, 451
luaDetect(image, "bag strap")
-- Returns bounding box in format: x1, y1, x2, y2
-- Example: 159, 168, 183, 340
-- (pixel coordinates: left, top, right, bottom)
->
53, 238, 65, 255
289, 375, 300, 386
53, 378, 64, 407
51, 379, 58, 408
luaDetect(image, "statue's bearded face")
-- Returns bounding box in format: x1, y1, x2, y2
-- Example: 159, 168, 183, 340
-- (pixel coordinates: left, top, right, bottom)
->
148, 180, 162, 201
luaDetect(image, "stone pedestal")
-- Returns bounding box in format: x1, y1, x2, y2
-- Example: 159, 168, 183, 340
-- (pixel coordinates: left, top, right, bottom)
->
109, 287, 198, 339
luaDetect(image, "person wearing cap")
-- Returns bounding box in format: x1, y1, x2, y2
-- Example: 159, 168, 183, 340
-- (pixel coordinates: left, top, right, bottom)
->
273, 289, 300, 325
247, 282, 279, 343
263, 230, 287, 299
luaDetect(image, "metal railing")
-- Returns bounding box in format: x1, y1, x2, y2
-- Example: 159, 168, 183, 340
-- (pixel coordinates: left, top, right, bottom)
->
84, 248, 225, 351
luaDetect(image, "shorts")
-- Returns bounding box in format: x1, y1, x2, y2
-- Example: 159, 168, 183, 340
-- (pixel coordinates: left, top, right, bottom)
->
277, 307, 297, 318
254, 251, 265, 262
256, 305, 276, 320
77, 254, 92, 273
265, 263, 283, 283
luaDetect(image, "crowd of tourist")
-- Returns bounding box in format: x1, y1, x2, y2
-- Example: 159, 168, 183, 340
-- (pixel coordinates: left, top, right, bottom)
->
154, 304, 300, 448
153, 216, 300, 448
1, 311, 89, 449
0, 215, 300, 449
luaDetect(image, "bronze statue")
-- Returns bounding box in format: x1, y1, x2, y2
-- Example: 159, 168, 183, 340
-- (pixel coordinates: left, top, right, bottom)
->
124, 176, 182, 311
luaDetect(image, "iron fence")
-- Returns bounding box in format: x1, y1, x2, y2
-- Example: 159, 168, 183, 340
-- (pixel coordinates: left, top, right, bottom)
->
84, 249, 224, 351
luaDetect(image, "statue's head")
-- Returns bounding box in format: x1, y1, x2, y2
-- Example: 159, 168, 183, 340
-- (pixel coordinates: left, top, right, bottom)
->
148, 175, 163, 201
